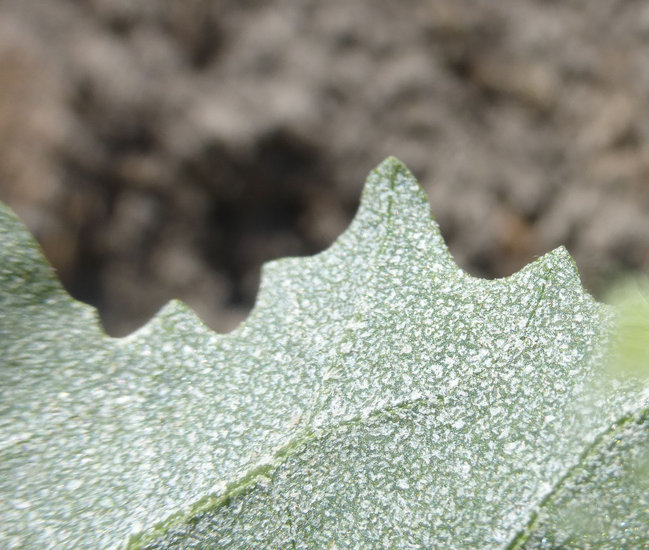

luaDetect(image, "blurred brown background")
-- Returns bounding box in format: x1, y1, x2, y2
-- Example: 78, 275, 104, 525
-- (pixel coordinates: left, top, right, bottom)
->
1, 0, 648, 336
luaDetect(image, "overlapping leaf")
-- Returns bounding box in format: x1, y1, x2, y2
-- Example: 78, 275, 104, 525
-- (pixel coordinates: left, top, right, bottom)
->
1, 158, 648, 549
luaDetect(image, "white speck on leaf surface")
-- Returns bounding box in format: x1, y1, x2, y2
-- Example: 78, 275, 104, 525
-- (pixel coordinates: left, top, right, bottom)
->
1, 158, 648, 549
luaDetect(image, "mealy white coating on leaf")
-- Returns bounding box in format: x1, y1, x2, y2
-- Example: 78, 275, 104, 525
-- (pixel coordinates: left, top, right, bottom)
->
0, 157, 647, 549
514, 410, 649, 549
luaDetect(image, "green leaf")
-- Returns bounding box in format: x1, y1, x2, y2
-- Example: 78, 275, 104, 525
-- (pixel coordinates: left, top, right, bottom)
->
605, 277, 649, 380
510, 409, 649, 549
1, 158, 648, 548
507, 279, 649, 549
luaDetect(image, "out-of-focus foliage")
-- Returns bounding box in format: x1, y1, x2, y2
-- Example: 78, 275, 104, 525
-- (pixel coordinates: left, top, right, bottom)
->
605, 277, 649, 380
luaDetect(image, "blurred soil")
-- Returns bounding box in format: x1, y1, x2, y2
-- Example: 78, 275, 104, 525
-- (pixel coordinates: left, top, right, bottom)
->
1, 0, 648, 335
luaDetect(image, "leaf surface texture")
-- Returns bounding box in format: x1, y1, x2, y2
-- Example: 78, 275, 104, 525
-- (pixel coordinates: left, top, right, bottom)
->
1, 158, 647, 548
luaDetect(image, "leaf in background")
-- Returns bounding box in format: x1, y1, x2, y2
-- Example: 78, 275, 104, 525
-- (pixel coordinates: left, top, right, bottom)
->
1, 158, 647, 549
605, 277, 649, 380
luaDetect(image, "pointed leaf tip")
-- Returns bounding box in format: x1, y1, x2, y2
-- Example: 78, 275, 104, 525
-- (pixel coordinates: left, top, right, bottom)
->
366, 156, 422, 197
374, 155, 413, 181
355, 156, 435, 229
539, 246, 586, 289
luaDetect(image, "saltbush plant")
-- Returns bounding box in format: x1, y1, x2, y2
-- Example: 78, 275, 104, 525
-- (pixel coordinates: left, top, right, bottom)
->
1, 158, 648, 548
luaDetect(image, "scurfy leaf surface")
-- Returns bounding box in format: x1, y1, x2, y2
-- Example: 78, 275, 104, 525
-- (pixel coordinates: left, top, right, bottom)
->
1, 158, 648, 548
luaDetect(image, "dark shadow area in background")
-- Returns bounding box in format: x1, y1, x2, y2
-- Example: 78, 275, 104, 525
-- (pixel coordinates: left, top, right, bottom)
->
0, 0, 648, 336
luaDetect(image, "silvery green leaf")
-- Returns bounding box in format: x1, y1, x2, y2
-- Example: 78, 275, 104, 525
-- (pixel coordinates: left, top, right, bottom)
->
511, 409, 649, 549
1, 158, 647, 549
